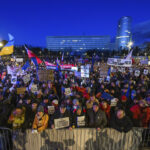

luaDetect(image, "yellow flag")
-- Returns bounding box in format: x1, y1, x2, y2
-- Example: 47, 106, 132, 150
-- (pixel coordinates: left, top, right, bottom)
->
0, 34, 14, 56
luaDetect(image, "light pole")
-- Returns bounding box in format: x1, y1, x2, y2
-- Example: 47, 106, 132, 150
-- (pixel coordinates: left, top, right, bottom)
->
127, 41, 133, 51
0, 42, 3, 47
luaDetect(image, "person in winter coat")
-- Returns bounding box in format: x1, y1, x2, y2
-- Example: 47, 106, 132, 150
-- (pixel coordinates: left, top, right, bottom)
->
50, 103, 73, 129
130, 100, 150, 127
100, 100, 111, 119
88, 102, 107, 130
72, 105, 88, 128
32, 105, 49, 132
110, 109, 133, 132
8, 106, 25, 130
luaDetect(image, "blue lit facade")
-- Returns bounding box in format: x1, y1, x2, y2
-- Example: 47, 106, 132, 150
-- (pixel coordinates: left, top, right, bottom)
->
47, 36, 110, 51
116, 16, 132, 50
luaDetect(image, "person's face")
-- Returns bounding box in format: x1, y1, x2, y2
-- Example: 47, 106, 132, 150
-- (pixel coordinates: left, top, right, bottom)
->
111, 82, 115, 87
93, 105, 99, 112
15, 108, 23, 117
90, 96, 95, 101
37, 112, 44, 118
26, 99, 31, 104
117, 110, 124, 119
77, 109, 82, 115
32, 103, 38, 111
44, 99, 49, 104
111, 90, 115, 94
139, 101, 145, 107
60, 107, 66, 114
102, 102, 107, 109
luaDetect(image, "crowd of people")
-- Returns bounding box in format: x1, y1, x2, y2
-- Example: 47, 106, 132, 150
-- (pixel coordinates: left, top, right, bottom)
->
0, 57, 150, 134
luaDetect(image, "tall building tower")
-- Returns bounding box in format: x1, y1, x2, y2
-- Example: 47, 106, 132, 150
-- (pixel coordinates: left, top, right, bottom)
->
116, 16, 132, 50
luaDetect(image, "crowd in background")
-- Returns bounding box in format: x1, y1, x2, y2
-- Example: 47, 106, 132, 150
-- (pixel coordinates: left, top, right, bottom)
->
0, 56, 150, 133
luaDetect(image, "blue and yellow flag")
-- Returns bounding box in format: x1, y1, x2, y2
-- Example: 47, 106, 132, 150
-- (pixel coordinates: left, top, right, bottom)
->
0, 34, 14, 56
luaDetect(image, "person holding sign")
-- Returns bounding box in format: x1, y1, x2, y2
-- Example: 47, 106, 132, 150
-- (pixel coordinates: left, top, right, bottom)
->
32, 105, 49, 132
72, 105, 88, 128
50, 103, 72, 129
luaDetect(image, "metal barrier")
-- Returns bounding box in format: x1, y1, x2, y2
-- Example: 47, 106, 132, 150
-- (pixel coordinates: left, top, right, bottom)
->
0, 127, 150, 150
0, 128, 12, 150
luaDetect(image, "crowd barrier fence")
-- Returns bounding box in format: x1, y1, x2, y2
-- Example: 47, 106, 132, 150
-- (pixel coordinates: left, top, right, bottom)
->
0, 127, 150, 150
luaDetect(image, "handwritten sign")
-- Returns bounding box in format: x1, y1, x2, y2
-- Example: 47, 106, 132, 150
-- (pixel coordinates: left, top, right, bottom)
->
23, 74, 30, 84
31, 84, 38, 93
77, 116, 85, 127
17, 87, 26, 94
48, 106, 55, 115
54, 117, 70, 129
65, 88, 71, 96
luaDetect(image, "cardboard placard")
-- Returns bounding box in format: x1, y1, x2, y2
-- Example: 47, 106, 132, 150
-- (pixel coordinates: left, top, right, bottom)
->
23, 74, 30, 84
54, 117, 70, 129
143, 69, 148, 75
135, 70, 140, 77
77, 116, 85, 127
11, 76, 17, 84
17, 87, 26, 94
65, 88, 71, 96
48, 106, 55, 115
31, 84, 38, 93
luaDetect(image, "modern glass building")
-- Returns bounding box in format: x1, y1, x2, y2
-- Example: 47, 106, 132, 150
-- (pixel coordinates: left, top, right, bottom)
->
116, 16, 132, 50
47, 36, 110, 51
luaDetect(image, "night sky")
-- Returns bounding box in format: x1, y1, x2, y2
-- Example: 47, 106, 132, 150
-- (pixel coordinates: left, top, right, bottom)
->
0, 0, 150, 47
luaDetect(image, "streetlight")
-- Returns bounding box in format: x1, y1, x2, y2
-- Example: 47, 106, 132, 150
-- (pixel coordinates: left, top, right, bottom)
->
127, 41, 133, 51
0, 42, 3, 47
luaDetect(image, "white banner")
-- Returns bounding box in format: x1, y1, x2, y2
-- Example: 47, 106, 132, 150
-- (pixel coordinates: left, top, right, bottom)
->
107, 58, 132, 67
54, 117, 70, 129
16, 58, 23, 62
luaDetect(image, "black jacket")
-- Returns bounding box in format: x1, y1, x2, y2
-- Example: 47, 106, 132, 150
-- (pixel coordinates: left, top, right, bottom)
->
50, 110, 73, 128
110, 115, 133, 132
88, 109, 107, 128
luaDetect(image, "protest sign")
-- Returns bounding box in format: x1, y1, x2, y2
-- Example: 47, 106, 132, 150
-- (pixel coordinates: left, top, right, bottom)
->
129, 68, 133, 73
17, 87, 26, 94
23, 74, 30, 84
38, 70, 54, 81
107, 58, 132, 67
65, 88, 71, 96
135, 70, 140, 77
11, 76, 17, 84
75, 71, 81, 78
16, 58, 23, 62
54, 117, 70, 129
31, 84, 38, 93
77, 116, 85, 127
99, 78, 103, 83
143, 69, 148, 75
81, 65, 89, 78
48, 106, 55, 115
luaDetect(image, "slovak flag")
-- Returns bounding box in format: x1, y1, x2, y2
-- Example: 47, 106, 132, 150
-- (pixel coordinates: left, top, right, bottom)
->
25, 46, 42, 66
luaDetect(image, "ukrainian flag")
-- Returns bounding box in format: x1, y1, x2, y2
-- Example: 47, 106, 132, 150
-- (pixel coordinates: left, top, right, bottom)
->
0, 34, 14, 56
